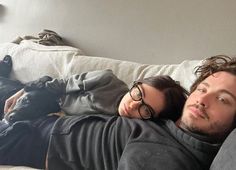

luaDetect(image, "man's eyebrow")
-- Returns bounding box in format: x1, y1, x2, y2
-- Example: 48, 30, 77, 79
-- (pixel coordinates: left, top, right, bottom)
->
202, 81, 236, 102
201, 82, 209, 87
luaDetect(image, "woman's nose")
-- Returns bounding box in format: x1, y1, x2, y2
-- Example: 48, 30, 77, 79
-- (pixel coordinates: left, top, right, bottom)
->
129, 100, 141, 110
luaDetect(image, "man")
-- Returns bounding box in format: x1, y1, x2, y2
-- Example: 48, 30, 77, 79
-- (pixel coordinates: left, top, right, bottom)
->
2, 55, 236, 170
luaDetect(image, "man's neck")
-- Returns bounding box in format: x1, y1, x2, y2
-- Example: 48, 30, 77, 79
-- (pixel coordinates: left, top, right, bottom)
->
175, 119, 221, 144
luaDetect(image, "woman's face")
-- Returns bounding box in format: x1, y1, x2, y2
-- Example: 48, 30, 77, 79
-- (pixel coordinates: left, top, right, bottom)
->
118, 83, 165, 119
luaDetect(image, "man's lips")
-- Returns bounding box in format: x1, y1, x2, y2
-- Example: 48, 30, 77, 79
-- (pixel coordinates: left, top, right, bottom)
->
188, 105, 209, 120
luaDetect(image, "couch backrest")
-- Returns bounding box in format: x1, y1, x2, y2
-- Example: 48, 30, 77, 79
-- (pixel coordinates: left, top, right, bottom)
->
0, 40, 201, 91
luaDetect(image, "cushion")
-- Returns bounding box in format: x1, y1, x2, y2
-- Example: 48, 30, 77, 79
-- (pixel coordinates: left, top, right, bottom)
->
210, 129, 236, 170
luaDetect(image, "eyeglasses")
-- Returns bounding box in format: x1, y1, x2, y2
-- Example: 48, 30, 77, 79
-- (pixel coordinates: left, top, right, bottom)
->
129, 82, 155, 119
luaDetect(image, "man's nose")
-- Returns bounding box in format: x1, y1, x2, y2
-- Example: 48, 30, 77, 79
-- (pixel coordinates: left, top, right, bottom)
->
196, 93, 210, 108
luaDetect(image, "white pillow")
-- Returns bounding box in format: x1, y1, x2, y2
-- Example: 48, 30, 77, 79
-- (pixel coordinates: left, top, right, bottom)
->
66, 54, 201, 90
0, 40, 83, 81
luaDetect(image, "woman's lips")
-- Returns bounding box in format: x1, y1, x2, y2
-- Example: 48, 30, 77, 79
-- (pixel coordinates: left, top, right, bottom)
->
123, 104, 130, 117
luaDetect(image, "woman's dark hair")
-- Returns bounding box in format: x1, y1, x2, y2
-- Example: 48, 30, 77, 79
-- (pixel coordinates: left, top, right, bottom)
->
136, 75, 188, 121
190, 55, 236, 93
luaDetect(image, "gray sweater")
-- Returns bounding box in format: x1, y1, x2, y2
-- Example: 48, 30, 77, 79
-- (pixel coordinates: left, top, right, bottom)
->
46, 70, 220, 170
47, 114, 221, 170
45, 69, 129, 115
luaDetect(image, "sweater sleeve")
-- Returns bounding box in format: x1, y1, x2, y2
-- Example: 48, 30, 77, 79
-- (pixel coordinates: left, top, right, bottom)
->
45, 70, 129, 115
45, 70, 119, 94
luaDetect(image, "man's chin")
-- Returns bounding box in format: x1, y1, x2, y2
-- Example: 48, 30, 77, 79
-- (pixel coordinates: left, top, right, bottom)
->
179, 117, 198, 131
179, 118, 206, 135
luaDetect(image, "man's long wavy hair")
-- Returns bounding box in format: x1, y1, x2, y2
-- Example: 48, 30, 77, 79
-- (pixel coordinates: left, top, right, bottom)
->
190, 55, 236, 93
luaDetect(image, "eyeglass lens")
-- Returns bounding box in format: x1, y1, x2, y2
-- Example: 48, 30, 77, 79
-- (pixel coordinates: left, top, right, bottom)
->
130, 84, 153, 119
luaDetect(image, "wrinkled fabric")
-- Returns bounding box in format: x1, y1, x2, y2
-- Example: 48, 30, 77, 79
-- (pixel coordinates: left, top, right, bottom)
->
45, 69, 129, 116
12, 29, 65, 46
0, 115, 58, 169
47, 115, 220, 170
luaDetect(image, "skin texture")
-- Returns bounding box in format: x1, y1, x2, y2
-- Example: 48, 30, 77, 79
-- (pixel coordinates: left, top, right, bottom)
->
179, 71, 236, 141
118, 83, 165, 119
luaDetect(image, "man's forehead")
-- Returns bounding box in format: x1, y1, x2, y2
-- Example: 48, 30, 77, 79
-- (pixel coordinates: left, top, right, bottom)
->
204, 71, 236, 96
209, 71, 236, 82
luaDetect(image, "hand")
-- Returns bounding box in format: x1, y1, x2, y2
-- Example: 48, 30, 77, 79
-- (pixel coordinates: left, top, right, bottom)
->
4, 89, 24, 114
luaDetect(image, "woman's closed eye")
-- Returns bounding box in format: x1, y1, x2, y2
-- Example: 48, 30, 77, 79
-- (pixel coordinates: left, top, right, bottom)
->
130, 85, 143, 101
134, 90, 142, 98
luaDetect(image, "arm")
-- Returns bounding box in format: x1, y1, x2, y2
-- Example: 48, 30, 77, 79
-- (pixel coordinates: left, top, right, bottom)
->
4, 89, 24, 114
46, 69, 126, 95
46, 70, 128, 115
3, 71, 101, 115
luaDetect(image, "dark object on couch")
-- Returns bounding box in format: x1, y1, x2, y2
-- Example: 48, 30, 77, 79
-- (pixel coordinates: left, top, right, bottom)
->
0, 55, 61, 123
0, 55, 24, 119
5, 77, 61, 124
0, 55, 13, 78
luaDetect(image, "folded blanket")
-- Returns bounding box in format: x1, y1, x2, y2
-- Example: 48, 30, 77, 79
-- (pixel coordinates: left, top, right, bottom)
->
12, 29, 65, 46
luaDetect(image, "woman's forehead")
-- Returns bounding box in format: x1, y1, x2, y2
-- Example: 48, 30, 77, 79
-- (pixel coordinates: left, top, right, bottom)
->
140, 83, 165, 113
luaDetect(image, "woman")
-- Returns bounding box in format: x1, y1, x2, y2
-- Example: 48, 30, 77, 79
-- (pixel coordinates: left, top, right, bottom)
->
1, 69, 188, 169
4, 69, 188, 121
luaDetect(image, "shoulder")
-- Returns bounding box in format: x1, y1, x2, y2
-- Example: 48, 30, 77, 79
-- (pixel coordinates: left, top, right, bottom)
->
88, 69, 127, 86
83, 69, 117, 81
93, 69, 117, 79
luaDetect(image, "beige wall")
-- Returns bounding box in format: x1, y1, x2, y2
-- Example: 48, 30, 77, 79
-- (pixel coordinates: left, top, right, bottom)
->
0, 0, 236, 64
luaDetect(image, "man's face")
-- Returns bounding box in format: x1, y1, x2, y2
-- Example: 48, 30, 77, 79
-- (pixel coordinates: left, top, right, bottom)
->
180, 71, 236, 140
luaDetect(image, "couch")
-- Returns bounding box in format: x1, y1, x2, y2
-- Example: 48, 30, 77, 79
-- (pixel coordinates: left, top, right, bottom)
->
0, 40, 234, 170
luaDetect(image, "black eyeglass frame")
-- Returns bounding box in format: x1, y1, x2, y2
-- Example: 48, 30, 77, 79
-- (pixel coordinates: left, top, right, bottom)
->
129, 82, 155, 120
